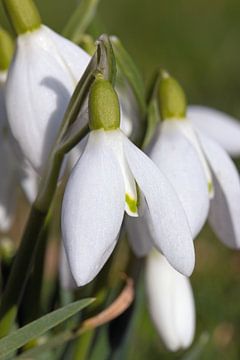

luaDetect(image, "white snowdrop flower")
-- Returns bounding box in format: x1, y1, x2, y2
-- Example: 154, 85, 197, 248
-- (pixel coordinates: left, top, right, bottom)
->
4, 0, 90, 174
188, 105, 240, 157
146, 250, 195, 352
149, 71, 240, 248
62, 76, 195, 286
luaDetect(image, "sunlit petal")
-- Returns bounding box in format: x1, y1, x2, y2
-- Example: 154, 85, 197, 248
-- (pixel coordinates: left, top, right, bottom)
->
123, 135, 195, 276
62, 130, 125, 286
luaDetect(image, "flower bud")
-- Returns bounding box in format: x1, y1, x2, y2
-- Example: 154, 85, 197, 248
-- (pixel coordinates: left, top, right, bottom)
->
3, 0, 41, 35
0, 27, 14, 71
89, 76, 120, 131
158, 69, 187, 120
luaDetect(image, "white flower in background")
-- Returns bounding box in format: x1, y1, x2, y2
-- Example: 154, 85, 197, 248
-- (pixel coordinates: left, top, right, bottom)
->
147, 71, 240, 249
146, 251, 195, 352
4, 0, 90, 174
188, 106, 240, 157
0, 27, 39, 232
62, 77, 195, 286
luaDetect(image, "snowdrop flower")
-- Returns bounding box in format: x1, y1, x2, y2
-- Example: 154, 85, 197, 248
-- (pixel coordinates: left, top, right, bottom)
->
62, 76, 195, 286
188, 105, 240, 157
3, 0, 90, 174
146, 250, 195, 351
148, 71, 240, 248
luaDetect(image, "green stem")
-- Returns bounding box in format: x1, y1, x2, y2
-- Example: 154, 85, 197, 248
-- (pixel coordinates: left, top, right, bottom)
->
18, 219, 49, 326
0, 207, 46, 337
2, 0, 41, 35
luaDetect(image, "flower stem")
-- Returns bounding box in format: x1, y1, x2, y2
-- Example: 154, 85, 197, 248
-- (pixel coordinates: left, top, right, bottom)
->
0, 206, 46, 337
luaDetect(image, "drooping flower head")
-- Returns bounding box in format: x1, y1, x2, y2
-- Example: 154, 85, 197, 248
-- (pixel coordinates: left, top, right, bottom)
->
3, 0, 90, 174
62, 75, 195, 286
148, 70, 240, 248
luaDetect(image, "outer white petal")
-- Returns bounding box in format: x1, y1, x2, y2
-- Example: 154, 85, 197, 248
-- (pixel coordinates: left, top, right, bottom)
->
123, 134, 195, 276
149, 121, 209, 238
0, 137, 18, 232
43, 26, 90, 83
170, 119, 213, 196
60, 243, 77, 290
188, 105, 240, 157
62, 130, 125, 286
146, 251, 195, 351
6, 26, 89, 174
199, 134, 240, 248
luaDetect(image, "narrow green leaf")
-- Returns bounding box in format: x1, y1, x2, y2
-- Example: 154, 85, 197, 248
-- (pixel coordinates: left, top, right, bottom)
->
143, 99, 159, 148
62, 0, 100, 43
110, 37, 146, 116
0, 298, 94, 359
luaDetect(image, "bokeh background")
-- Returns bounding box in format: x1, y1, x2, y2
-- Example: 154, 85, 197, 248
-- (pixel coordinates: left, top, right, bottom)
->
1, 0, 240, 358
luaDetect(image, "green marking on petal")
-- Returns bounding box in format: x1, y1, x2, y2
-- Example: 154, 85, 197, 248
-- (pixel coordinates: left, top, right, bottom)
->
125, 193, 138, 214
208, 181, 214, 196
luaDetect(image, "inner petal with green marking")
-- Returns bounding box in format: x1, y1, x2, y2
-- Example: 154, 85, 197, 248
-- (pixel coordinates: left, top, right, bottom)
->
106, 130, 139, 216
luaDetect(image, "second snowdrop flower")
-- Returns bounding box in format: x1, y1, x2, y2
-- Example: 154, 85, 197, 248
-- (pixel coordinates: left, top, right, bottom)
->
149, 71, 240, 248
62, 75, 195, 286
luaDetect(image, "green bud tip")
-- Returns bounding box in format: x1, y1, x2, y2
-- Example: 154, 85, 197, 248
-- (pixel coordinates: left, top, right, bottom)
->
157, 69, 187, 120
89, 75, 120, 131
2, 0, 41, 35
0, 27, 14, 71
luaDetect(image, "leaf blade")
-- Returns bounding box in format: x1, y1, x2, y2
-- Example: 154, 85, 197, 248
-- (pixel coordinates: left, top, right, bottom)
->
62, 0, 100, 43
0, 298, 94, 359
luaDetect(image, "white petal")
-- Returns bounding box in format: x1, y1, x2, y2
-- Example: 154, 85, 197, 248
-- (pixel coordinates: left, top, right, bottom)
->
199, 134, 240, 248
62, 130, 125, 286
123, 134, 195, 276
171, 119, 213, 197
6, 26, 89, 174
146, 251, 195, 351
149, 121, 209, 238
188, 105, 240, 157
60, 243, 77, 290
43, 26, 90, 84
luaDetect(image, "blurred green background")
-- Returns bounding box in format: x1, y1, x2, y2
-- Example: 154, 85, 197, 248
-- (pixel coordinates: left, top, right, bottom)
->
1, 0, 240, 358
